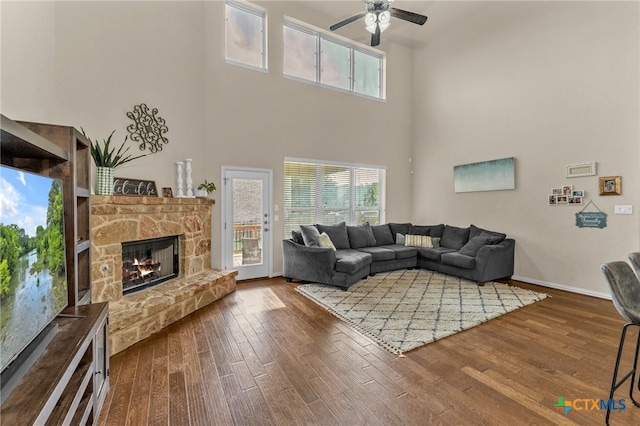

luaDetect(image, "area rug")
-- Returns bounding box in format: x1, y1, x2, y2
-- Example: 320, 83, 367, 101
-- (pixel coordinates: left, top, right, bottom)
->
296, 269, 548, 355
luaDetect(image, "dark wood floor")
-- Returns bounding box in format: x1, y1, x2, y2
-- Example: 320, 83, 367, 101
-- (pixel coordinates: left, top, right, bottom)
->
98, 277, 640, 425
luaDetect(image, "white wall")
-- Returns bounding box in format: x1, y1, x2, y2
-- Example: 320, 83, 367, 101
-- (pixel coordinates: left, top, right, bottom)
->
1, 1, 415, 274
412, 1, 640, 296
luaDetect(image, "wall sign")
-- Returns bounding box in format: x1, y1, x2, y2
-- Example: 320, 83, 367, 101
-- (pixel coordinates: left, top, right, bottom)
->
114, 177, 158, 197
575, 200, 606, 228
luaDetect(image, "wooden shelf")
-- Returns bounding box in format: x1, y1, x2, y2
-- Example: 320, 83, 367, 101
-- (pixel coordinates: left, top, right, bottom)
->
0, 303, 109, 425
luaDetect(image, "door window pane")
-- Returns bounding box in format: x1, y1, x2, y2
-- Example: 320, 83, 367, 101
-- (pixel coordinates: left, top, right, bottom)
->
233, 178, 263, 266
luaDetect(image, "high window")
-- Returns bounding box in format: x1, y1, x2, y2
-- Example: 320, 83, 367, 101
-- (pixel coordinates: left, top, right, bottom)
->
284, 159, 386, 238
225, 0, 267, 71
283, 19, 384, 99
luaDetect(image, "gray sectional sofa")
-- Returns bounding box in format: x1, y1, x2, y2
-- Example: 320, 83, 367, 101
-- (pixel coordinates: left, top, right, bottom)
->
282, 222, 515, 289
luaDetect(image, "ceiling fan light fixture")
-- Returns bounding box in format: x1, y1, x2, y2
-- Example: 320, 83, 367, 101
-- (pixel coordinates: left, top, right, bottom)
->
365, 23, 378, 34
379, 10, 391, 24
364, 12, 377, 26
379, 21, 390, 32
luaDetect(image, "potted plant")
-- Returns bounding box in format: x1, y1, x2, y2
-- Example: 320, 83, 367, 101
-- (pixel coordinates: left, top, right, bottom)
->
196, 180, 216, 198
83, 129, 146, 195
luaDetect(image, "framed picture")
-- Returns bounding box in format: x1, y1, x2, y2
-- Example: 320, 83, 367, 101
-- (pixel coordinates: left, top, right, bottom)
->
572, 190, 584, 197
599, 176, 622, 195
568, 196, 583, 205
162, 187, 173, 198
552, 188, 563, 195
562, 185, 573, 196
556, 196, 568, 204
548, 195, 557, 206
565, 162, 597, 178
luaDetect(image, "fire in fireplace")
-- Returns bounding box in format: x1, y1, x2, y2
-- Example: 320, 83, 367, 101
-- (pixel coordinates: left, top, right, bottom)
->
121, 236, 179, 294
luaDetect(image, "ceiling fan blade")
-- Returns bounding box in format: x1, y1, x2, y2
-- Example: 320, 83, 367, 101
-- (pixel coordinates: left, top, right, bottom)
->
330, 12, 366, 31
390, 8, 428, 25
371, 26, 381, 47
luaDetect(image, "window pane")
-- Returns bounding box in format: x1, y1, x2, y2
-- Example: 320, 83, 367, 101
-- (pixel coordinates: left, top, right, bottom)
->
356, 210, 381, 225
284, 26, 317, 81
320, 38, 350, 90
284, 210, 316, 239
355, 168, 380, 207
321, 165, 350, 208
354, 50, 380, 97
226, 2, 265, 69
321, 210, 350, 225
284, 162, 316, 208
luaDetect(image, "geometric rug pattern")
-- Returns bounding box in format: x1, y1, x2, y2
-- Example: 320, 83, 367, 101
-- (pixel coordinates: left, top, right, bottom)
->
296, 269, 548, 355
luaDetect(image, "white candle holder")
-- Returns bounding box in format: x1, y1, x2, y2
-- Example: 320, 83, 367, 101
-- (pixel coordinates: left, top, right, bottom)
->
175, 161, 184, 198
185, 158, 195, 198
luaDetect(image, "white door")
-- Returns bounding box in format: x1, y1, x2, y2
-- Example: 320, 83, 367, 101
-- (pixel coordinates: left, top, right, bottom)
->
222, 167, 272, 280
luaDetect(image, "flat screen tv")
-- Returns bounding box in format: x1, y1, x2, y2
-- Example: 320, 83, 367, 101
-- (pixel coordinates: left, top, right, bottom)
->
0, 165, 68, 375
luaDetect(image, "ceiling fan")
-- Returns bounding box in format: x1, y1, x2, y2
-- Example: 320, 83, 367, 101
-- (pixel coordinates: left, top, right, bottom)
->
329, 0, 428, 47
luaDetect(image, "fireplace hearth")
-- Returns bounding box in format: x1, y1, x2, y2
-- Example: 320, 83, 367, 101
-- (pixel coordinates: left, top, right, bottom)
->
122, 236, 179, 295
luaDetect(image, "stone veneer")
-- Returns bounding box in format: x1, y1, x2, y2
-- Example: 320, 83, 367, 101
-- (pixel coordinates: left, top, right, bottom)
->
91, 195, 236, 355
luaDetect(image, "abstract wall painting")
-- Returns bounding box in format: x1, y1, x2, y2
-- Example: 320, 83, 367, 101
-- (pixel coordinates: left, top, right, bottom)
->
454, 157, 516, 193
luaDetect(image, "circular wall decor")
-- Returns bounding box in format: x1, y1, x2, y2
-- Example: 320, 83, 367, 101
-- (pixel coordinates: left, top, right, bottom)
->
126, 103, 169, 153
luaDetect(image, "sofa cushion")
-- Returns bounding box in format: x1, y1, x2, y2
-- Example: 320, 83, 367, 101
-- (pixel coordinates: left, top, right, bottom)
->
458, 233, 503, 257
440, 225, 470, 250
335, 249, 372, 274
291, 230, 304, 245
370, 224, 395, 246
316, 222, 351, 250
409, 224, 445, 238
417, 247, 457, 261
388, 223, 412, 241
347, 222, 377, 249
396, 233, 406, 245
300, 225, 321, 247
357, 246, 396, 262
318, 232, 337, 251
469, 224, 507, 244
405, 235, 433, 248
441, 252, 476, 269
382, 245, 418, 260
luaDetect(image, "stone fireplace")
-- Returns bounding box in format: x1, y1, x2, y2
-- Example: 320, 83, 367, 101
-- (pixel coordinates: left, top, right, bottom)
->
91, 195, 236, 355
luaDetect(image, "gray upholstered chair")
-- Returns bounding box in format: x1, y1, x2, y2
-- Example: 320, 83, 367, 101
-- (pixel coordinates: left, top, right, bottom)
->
601, 261, 640, 425
629, 252, 640, 278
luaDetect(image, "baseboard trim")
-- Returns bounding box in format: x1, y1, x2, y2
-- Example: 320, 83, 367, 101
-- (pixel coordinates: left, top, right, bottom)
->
512, 275, 611, 300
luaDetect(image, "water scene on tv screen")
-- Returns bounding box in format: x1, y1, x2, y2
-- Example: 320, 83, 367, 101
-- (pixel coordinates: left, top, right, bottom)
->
0, 166, 67, 372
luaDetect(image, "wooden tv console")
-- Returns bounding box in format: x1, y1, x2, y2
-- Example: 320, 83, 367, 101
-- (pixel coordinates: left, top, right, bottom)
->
1, 303, 109, 425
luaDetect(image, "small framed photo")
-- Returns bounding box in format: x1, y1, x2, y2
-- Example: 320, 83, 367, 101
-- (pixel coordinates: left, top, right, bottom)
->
568, 196, 583, 205
162, 187, 173, 198
562, 185, 573, 196
556, 195, 568, 204
565, 162, 597, 178
552, 188, 563, 195
572, 190, 584, 197
599, 176, 622, 195
548, 195, 557, 206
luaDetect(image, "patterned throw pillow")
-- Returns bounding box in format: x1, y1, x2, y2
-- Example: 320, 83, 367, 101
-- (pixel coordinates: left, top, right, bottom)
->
317, 232, 337, 251
405, 234, 433, 248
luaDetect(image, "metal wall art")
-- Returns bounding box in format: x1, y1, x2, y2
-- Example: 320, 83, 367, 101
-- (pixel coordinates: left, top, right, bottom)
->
126, 103, 169, 153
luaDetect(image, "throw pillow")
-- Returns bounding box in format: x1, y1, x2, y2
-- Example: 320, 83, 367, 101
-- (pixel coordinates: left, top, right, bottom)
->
469, 224, 507, 243
405, 234, 433, 248
458, 235, 495, 257
316, 222, 350, 250
370, 224, 395, 246
396, 233, 406, 245
291, 230, 304, 245
440, 225, 470, 250
347, 222, 377, 249
300, 225, 321, 247
388, 223, 412, 240
409, 224, 445, 238
432, 237, 441, 248
317, 232, 337, 251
